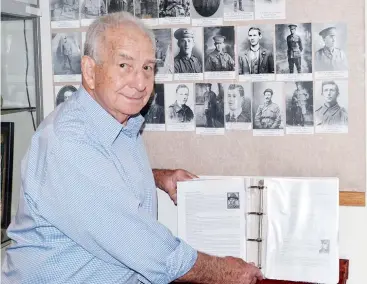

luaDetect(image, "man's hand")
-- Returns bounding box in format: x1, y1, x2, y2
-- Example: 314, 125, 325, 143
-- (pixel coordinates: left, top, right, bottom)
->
152, 169, 198, 205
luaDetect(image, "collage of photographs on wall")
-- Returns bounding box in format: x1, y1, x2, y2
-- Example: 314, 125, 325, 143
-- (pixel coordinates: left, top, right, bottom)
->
50, 0, 348, 136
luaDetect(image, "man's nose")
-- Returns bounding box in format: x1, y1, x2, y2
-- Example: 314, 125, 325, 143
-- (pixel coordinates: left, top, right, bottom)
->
129, 69, 147, 92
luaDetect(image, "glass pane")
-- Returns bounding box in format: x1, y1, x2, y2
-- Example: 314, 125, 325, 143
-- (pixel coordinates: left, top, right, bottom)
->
1, 17, 36, 108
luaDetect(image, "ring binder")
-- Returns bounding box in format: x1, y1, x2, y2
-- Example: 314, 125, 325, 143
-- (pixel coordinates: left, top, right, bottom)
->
246, 179, 266, 270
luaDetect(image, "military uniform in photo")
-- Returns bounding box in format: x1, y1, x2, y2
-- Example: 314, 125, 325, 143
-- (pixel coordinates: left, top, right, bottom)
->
225, 110, 250, 123
291, 86, 309, 126
239, 46, 274, 74
315, 27, 348, 71
174, 28, 202, 73
315, 103, 348, 126
168, 101, 194, 122
61, 36, 73, 71
205, 36, 235, 72
287, 25, 303, 73
162, 0, 186, 17
254, 102, 281, 129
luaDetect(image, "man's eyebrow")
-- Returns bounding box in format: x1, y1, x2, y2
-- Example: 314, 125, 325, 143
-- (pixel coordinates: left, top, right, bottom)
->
145, 59, 157, 64
118, 53, 134, 60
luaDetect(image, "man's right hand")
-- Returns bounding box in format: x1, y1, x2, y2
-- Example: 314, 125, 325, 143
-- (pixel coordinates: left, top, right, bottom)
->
175, 252, 263, 284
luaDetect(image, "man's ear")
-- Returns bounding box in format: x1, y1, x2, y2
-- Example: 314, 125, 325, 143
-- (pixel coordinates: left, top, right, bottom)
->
81, 55, 96, 90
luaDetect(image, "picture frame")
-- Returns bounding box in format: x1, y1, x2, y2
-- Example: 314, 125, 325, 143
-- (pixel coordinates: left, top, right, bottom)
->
1, 122, 14, 244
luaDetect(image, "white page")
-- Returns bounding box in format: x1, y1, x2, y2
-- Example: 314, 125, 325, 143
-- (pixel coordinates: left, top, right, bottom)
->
177, 178, 246, 259
264, 178, 339, 283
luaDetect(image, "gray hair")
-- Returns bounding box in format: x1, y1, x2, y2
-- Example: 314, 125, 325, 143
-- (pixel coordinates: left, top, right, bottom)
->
84, 12, 155, 63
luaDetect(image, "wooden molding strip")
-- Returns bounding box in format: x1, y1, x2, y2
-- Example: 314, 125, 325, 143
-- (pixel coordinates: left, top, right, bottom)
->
340, 191, 366, 206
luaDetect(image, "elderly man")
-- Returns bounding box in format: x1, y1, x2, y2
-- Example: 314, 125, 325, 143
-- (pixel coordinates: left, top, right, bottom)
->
1, 12, 262, 284
168, 84, 194, 123
205, 35, 235, 72
315, 27, 348, 71
174, 28, 202, 73
287, 24, 303, 73
238, 27, 274, 75
254, 88, 281, 129
225, 84, 251, 123
315, 80, 348, 126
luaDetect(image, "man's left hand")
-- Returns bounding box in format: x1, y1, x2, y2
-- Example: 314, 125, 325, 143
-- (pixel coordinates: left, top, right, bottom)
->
152, 169, 198, 205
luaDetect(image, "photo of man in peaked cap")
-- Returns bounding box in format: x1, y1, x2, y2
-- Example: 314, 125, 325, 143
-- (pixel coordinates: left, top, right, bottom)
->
315, 26, 348, 72
227, 192, 240, 209
205, 35, 235, 72
286, 24, 303, 73
174, 28, 203, 73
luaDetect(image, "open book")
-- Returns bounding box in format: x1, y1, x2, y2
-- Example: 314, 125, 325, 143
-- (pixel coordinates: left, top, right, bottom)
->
175, 176, 339, 284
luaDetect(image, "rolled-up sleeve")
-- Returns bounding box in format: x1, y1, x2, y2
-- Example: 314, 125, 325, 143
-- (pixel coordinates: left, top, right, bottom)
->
38, 137, 197, 284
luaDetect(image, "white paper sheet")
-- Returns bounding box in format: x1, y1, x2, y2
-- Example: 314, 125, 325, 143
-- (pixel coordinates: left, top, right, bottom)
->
264, 178, 339, 283
177, 178, 246, 259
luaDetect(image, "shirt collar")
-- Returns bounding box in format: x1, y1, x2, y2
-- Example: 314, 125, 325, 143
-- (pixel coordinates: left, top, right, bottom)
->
76, 86, 144, 145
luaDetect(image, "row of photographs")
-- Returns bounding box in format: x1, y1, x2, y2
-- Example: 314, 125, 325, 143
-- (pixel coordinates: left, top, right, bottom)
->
50, 0, 285, 29
54, 80, 349, 136
52, 22, 348, 84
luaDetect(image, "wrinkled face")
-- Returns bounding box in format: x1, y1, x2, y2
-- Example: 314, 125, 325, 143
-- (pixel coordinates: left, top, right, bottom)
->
248, 29, 261, 46
227, 88, 243, 112
264, 91, 272, 103
91, 24, 155, 123
178, 38, 194, 55
214, 42, 224, 52
324, 34, 336, 49
322, 84, 338, 104
176, 86, 189, 106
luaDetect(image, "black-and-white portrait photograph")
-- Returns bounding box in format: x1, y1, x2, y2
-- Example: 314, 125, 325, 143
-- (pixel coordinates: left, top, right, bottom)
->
319, 239, 330, 254
52, 32, 81, 78
195, 83, 225, 131
223, 0, 254, 14
54, 85, 78, 106
255, 0, 285, 20
314, 80, 348, 133
313, 23, 348, 73
165, 83, 195, 131
275, 23, 312, 75
252, 81, 284, 133
285, 81, 313, 131
50, 0, 80, 25
141, 84, 165, 130
223, 83, 252, 130
173, 27, 203, 75
107, 0, 134, 14
191, 0, 223, 20
204, 26, 235, 73
237, 25, 274, 76
153, 29, 173, 78
80, 0, 107, 22
135, 0, 158, 19
227, 192, 240, 209
159, 0, 190, 18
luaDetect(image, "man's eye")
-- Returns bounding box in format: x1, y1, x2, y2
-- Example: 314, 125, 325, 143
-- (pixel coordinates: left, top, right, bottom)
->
120, 63, 127, 68
143, 65, 153, 71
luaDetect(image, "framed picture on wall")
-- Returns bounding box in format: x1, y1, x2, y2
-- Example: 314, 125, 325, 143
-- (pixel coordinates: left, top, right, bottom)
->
1, 122, 14, 244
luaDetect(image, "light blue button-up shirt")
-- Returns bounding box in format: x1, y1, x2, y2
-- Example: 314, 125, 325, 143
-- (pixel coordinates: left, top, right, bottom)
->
1, 87, 197, 284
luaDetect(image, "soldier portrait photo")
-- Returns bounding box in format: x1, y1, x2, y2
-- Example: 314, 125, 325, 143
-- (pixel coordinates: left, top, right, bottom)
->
55, 85, 78, 106
173, 27, 203, 74
227, 192, 240, 209
223, 0, 254, 14
159, 0, 190, 18
192, 0, 221, 18
134, 0, 158, 19
107, 0, 134, 14
195, 83, 225, 128
141, 84, 165, 125
285, 81, 313, 127
204, 26, 235, 72
314, 23, 348, 72
166, 84, 195, 124
51, 32, 81, 75
253, 82, 284, 129
237, 25, 274, 75
50, 0, 79, 22
153, 29, 173, 74
315, 80, 348, 128
275, 23, 312, 74
80, 0, 107, 19
224, 84, 251, 123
